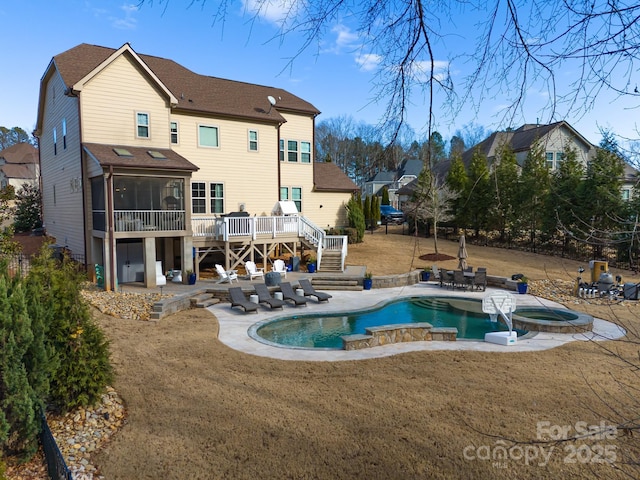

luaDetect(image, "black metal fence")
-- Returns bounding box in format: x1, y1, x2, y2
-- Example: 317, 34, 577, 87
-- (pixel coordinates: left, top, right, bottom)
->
4, 252, 86, 277
40, 411, 73, 480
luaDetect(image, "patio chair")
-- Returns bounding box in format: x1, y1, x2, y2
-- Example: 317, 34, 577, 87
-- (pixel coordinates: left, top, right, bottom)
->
298, 279, 332, 302
215, 264, 238, 284
228, 287, 258, 313
440, 270, 453, 289
155, 261, 166, 287
473, 271, 487, 291
253, 284, 285, 309
279, 282, 308, 306
453, 270, 468, 289
272, 259, 287, 278
245, 260, 265, 280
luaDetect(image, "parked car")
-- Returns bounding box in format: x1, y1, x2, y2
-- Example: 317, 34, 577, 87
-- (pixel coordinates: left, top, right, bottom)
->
380, 205, 405, 224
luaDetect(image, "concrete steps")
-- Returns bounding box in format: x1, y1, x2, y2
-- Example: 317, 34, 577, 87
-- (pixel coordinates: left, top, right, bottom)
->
310, 277, 362, 291
190, 293, 220, 308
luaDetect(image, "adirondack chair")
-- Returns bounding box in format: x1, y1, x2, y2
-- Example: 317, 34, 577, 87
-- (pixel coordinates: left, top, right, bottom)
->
245, 260, 264, 280
215, 264, 238, 283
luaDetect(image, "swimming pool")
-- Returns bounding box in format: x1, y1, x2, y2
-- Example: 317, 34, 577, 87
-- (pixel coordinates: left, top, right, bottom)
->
250, 296, 528, 349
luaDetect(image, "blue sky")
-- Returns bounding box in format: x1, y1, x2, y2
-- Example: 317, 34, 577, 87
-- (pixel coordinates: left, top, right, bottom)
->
1, 1, 638, 147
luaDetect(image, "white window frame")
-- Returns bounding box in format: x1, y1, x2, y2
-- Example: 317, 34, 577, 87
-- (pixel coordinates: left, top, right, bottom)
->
248, 130, 258, 152
210, 182, 224, 214
301, 141, 311, 163
198, 124, 220, 148
280, 186, 289, 201
622, 188, 631, 201
279, 139, 285, 161
62, 118, 67, 150
287, 140, 298, 162
292, 187, 302, 212
136, 112, 150, 139
53, 127, 57, 155
191, 182, 206, 214
170, 121, 179, 145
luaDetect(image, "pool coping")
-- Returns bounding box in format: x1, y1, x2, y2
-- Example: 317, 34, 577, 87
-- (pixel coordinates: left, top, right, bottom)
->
207, 283, 626, 361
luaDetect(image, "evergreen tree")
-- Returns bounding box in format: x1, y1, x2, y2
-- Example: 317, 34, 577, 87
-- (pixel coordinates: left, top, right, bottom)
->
445, 152, 469, 229
492, 143, 520, 241
363, 195, 372, 229
381, 187, 390, 206
346, 194, 365, 243
518, 142, 551, 246
13, 184, 42, 233
465, 148, 492, 236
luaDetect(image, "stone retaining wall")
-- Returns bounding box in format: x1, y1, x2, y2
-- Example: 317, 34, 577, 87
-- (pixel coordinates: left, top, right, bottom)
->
342, 323, 457, 350
369, 270, 519, 292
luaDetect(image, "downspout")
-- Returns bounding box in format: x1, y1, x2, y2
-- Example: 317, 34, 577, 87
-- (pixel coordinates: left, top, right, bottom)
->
76, 94, 89, 271
106, 165, 116, 291
277, 124, 282, 198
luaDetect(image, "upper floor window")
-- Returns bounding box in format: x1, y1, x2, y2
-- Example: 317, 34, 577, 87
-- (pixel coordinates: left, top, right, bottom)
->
170, 122, 179, 144
287, 140, 298, 162
556, 151, 564, 166
198, 125, 219, 148
191, 182, 206, 214
248, 130, 258, 151
301, 141, 311, 163
210, 183, 224, 213
622, 188, 631, 201
545, 152, 554, 169
137, 112, 150, 138
280, 187, 289, 201
279, 139, 285, 161
53, 127, 57, 155
62, 118, 67, 150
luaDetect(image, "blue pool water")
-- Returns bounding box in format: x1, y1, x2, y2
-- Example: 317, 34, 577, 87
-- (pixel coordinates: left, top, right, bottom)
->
251, 296, 527, 349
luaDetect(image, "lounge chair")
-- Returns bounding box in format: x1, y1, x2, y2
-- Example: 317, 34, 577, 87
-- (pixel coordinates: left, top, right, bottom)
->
228, 287, 258, 313
215, 264, 238, 284
279, 282, 308, 306
253, 284, 285, 309
245, 260, 264, 280
431, 265, 441, 281
272, 259, 287, 278
298, 279, 332, 302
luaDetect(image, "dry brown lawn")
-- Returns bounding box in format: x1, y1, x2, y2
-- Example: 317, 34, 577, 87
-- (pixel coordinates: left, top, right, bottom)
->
93, 228, 640, 479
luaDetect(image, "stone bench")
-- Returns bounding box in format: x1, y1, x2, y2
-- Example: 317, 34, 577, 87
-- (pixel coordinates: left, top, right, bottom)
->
342, 323, 457, 350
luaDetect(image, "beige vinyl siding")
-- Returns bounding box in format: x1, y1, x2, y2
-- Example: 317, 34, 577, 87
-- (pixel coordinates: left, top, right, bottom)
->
80, 54, 170, 147
40, 70, 86, 255
173, 113, 280, 216
305, 191, 351, 229
278, 112, 314, 215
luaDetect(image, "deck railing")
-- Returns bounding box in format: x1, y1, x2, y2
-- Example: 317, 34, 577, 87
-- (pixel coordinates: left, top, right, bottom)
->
192, 215, 317, 242
111, 210, 186, 232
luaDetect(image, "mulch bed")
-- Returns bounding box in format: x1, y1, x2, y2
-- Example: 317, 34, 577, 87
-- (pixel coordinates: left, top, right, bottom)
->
419, 253, 456, 262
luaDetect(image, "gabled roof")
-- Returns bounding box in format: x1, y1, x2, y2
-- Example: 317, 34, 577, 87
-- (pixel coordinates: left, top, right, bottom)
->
82, 143, 198, 172
366, 170, 396, 183
38, 43, 320, 132
313, 162, 358, 192
0, 164, 36, 180
0, 143, 38, 164
461, 121, 595, 166
397, 159, 423, 178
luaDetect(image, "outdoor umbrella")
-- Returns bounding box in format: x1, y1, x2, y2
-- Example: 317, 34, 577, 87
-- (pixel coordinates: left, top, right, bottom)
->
458, 235, 468, 270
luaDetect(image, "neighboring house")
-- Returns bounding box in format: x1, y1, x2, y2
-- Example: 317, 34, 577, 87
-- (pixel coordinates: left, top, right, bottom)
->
398, 121, 638, 203
36, 43, 356, 290
362, 158, 423, 208
0, 142, 39, 191
461, 121, 595, 171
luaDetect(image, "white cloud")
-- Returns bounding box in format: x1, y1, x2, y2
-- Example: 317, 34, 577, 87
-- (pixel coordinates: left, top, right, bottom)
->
111, 3, 138, 30
242, 0, 302, 25
356, 53, 382, 72
411, 60, 449, 82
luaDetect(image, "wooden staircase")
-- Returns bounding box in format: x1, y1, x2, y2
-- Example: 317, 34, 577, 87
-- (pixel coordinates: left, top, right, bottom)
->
318, 250, 343, 273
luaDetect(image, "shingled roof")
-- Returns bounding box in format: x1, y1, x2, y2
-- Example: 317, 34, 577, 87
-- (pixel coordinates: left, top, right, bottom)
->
83, 143, 198, 172
313, 162, 358, 192
49, 43, 320, 125
0, 143, 38, 164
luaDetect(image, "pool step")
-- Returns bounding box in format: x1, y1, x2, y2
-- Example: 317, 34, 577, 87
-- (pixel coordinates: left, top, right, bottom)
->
413, 298, 451, 311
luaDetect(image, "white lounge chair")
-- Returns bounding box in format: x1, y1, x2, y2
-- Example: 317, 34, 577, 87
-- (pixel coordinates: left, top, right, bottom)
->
245, 261, 264, 280
272, 259, 287, 278
215, 264, 238, 283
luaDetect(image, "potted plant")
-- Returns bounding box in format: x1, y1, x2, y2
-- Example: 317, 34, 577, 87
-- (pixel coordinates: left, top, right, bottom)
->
421, 266, 432, 282
363, 271, 373, 290
186, 269, 197, 285
517, 276, 529, 294
307, 256, 317, 273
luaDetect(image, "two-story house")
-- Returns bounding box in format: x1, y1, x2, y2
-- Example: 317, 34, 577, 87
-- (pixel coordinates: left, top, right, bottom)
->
36, 43, 356, 290
0, 142, 39, 191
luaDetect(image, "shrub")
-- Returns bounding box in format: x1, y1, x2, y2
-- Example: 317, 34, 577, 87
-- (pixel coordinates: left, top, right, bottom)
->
346, 196, 365, 243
